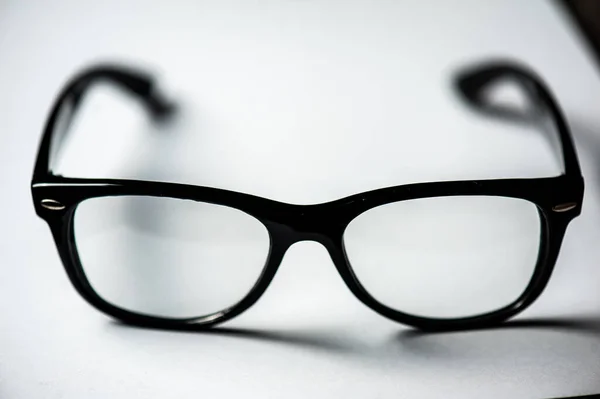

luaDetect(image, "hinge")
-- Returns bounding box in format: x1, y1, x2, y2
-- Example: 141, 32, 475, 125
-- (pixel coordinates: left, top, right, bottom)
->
40, 199, 65, 210
552, 202, 577, 213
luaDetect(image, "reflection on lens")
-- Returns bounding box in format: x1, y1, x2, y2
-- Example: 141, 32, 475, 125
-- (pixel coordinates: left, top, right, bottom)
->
343, 196, 541, 319
74, 196, 270, 319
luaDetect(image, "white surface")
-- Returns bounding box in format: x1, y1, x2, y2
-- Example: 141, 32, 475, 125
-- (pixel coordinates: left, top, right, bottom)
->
2, 1, 600, 397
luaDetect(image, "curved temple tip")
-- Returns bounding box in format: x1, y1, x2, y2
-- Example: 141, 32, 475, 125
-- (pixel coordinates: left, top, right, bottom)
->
451, 60, 546, 122
453, 66, 489, 105
452, 61, 527, 104
145, 87, 178, 122
68, 65, 179, 122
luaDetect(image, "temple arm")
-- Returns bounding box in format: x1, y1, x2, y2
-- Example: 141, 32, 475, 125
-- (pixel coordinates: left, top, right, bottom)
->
453, 61, 582, 177
32, 64, 174, 182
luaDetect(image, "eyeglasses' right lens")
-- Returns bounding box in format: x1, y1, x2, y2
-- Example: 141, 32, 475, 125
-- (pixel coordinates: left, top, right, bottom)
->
343, 196, 541, 319
74, 196, 270, 319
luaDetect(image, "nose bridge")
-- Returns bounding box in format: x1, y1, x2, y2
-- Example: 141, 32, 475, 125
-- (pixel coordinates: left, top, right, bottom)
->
268, 203, 343, 247
298, 203, 340, 240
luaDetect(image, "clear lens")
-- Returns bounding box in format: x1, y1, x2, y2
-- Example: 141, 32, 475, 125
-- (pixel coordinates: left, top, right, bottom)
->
343, 196, 541, 319
74, 196, 270, 319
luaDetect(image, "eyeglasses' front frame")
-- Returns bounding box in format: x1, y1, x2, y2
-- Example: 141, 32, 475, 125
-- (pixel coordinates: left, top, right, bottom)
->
31, 60, 584, 331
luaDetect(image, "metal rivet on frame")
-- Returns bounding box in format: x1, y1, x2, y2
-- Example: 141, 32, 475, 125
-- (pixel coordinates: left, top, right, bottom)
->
40, 199, 66, 211
552, 202, 577, 213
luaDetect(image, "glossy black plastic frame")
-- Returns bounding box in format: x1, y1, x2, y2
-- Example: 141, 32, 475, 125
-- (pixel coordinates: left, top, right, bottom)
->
31, 60, 584, 331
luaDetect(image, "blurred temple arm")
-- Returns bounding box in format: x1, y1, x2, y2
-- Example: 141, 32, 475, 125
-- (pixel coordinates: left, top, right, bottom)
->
453, 60, 582, 177
32, 65, 175, 183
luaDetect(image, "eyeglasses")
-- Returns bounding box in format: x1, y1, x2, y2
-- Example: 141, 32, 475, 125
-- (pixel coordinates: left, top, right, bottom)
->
31, 60, 584, 331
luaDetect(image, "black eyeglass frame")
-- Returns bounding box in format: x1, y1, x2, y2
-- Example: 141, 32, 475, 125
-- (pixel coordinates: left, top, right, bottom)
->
31, 60, 584, 332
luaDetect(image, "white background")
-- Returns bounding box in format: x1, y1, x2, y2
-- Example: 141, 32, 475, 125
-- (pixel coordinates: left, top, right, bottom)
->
2, 0, 600, 397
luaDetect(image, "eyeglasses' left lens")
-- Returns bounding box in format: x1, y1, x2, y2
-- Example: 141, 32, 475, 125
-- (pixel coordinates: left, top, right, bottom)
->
343, 195, 541, 320
73, 196, 270, 319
